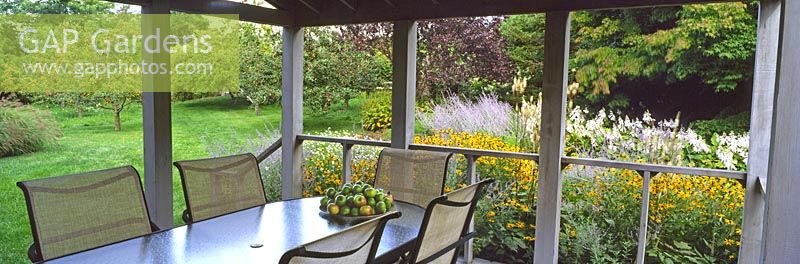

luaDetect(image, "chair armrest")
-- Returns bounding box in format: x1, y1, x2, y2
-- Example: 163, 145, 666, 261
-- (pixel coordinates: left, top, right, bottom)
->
182, 209, 191, 224
28, 244, 42, 262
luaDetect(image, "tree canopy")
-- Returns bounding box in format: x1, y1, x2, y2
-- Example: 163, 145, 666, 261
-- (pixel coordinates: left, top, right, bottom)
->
1, 0, 113, 14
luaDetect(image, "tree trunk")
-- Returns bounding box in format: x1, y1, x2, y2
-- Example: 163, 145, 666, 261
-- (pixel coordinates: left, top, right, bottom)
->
75, 96, 83, 118
114, 111, 121, 131
344, 98, 350, 109
254, 103, 261, 116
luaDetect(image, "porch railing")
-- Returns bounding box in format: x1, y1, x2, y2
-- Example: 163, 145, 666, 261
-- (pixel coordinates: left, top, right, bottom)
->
256, 134, 749, 264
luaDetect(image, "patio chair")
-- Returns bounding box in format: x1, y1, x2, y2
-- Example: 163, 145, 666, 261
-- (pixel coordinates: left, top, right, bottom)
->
17, 166, 154, 262
174, 153, 267, 223
374, 148, 453, 207
402, 179, 494, 264
279, 211, 402, 264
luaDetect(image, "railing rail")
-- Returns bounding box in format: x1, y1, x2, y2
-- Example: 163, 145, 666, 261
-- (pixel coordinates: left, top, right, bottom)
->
562, 156, 746, 180
296, 134, 747, 180
409, 143, 541, 162
294, 134, 748, 264
255, 137, 282, 163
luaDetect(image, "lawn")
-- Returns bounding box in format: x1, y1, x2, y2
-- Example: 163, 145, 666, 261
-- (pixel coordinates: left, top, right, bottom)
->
0, 95, 365, 262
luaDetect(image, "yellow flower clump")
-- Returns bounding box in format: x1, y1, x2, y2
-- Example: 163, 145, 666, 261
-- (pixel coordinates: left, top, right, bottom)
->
415, 130, 537, 256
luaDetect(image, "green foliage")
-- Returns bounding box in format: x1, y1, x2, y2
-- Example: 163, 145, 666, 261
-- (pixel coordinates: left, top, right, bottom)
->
239, 23, 281, 115
361, 91, 392, 131
305, 28, 390, 115
689, 112, 749, 140
569, 2, 757, 95
25, 93, 91, 117
648, 241, 717, 264
1, 0, 113, 14
463, 77, 507, 101
171, 92, 217, 102
500, 14, 545, 89
0, 106, 61, 157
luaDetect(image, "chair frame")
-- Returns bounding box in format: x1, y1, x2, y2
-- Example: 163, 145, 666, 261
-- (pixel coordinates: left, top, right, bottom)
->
174, 153, 267, 224
372, 148, 454, 197
404, 179, 495, 264
17, 166, 155, 262
279, 211, 402, 264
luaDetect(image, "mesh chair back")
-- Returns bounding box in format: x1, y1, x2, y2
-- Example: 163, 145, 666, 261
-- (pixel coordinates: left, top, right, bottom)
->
17, 166, 153, 261
174, 153, 267, 222
408, 179, 494, 264
374, 148, 452, 207
279, 211, 402, 264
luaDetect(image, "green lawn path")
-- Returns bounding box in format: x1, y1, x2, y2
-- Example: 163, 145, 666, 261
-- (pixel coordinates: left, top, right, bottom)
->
0, 96, 365, 262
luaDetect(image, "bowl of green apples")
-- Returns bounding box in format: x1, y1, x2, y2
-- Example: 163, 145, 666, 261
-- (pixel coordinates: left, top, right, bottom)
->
319, 181, 395, 222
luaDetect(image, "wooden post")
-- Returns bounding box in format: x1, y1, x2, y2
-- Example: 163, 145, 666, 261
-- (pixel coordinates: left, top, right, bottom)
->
464, 155, 478, 263
141, 1, 173, 229
390, 20, 417, 149
739, 0, 780, 262
281, 26, 304, 199
635, 171, 653, 264
342, 143, 353, 183
761, 0, 800, 262
533, 11, 570, 264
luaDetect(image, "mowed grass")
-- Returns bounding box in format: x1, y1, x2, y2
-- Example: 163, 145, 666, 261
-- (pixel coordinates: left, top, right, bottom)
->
0, 95, 365, 262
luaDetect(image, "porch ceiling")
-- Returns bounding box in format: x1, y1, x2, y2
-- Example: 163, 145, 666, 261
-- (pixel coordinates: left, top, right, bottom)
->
111, 0, 737, 26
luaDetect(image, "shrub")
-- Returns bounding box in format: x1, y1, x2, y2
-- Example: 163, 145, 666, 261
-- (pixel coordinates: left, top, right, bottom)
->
202, 127, 282, 201
0, 106, 62, 157
689, 112, 750, 140
171, 92, 218, 102
417, 94, 514, 136
560, 167, 743, 263
361, 91, 392, 131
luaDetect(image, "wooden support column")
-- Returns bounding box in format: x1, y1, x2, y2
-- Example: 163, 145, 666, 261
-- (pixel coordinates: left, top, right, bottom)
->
390, 20, 417, 149
761, 0, 800, 262
141, 1, 173, 229
533, 11, 570, 264
342, 143, 353, 183
281, 26, 304, 199
739, 0, 780, 262
464, 155, 479, 263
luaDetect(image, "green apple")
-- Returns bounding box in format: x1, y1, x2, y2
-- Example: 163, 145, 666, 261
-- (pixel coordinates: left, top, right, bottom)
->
375, 193, 385, 201
384, 195, 394, 208
353, 185, 364, 194
334, 195, 347, 206
341, 206, 351, 216
363, 184, 373, 190
354, 195, 367, 207
346, 196, 355, 207
319, 204, 328, 212
351, 208, 360, 216
359, 205, 374, 216
376, 201, 387, 214
368, 197, 376, 206
320, 197, 330, 206
327, 204, 340, 215
341, 185, 352, 195
364, 188, 378, 198
325, 187, 336, 198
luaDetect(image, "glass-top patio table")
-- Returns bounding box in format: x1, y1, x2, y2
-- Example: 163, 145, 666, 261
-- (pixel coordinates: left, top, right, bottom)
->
40, 197, 425, 264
